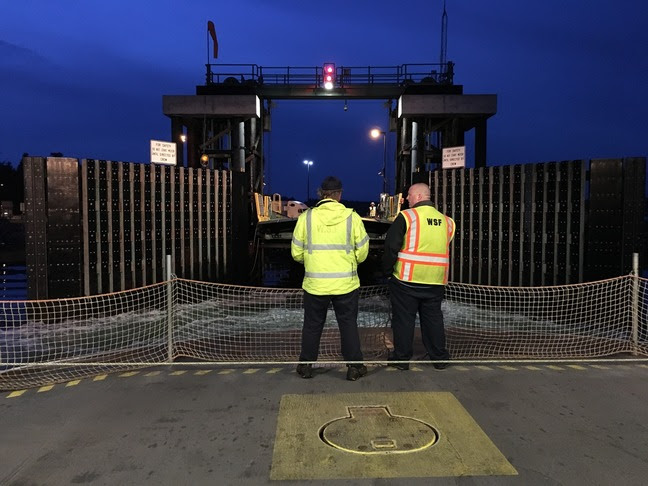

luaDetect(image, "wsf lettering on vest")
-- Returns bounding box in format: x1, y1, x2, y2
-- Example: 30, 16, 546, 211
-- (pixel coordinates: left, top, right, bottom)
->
426, 218, 442, 226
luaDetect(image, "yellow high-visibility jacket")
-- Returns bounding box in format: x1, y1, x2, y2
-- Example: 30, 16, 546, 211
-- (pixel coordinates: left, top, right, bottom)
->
393, 205, 455, 285
291, 199, 369, 295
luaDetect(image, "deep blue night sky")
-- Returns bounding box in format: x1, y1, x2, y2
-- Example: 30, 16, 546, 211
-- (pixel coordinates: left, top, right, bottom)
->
2, 1, 647, 201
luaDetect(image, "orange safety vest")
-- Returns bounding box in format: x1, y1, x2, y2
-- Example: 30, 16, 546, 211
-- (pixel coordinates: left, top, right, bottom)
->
393, 206, 455, 285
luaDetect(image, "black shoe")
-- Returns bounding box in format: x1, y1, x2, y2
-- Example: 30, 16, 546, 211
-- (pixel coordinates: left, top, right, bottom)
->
433, 362, 450, 370
296, 363, 313, 379
346, 365, 367, 381
387, 355, 410, 370
388, 361, 410, 370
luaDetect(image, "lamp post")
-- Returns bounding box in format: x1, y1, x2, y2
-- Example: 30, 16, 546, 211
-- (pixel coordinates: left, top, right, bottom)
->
370, 128, 387, 194
303, 159, 313, 202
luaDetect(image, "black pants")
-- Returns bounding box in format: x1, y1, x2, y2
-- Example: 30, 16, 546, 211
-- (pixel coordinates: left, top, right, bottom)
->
389, 278, 449, 361
300, 289, 363, 363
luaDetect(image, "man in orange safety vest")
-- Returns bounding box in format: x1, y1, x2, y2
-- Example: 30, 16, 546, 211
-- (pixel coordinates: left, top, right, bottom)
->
382, 182, 455, 370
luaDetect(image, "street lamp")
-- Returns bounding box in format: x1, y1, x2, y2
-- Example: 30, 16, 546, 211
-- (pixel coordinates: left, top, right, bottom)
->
370, 128, 387, 194
303, 159, 314, 202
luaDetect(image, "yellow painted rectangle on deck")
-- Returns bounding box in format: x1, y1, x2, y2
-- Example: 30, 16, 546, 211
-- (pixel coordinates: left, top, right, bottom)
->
270, 392, 517, 480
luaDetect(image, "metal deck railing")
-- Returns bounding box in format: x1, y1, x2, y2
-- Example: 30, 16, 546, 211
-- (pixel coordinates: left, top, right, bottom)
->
205, 62, 454, 86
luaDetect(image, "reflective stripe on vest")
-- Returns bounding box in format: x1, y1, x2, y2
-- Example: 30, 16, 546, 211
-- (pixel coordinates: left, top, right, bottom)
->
292, 236, 304, 248
304, 270, 358, 278
306, 210, 354, 255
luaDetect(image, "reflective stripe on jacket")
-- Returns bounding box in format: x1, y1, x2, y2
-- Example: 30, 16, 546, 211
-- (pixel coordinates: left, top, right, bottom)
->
291, 199, 369, 295
393, 206, 455, 285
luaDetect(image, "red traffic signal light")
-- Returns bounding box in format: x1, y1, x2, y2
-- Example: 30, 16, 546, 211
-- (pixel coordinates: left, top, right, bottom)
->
322, 63, 335, 89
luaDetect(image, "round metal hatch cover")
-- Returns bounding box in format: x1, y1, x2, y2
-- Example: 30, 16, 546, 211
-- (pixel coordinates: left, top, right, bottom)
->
320, 406, 439, 455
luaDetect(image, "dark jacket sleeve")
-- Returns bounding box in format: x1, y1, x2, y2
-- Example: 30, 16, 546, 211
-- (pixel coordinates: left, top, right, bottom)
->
381, 214, 406, 276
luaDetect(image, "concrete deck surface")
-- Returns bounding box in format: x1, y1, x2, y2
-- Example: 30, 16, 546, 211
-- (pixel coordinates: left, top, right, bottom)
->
1, 362, 647, 485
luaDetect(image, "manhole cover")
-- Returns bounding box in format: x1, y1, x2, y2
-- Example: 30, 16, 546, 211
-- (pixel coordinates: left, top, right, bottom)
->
319, 406, 438, 454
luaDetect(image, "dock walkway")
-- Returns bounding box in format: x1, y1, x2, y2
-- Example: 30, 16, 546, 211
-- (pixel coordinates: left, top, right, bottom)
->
2, 362, 647, 484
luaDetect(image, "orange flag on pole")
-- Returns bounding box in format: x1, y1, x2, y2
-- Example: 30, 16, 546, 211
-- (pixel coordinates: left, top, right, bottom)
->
207, 21, 218, 59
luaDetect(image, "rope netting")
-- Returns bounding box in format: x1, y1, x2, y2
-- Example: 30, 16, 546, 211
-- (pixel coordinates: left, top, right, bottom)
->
1, 276, 646, 390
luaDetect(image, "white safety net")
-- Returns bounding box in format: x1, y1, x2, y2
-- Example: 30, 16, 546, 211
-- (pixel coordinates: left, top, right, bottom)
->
1, 276, 646, 390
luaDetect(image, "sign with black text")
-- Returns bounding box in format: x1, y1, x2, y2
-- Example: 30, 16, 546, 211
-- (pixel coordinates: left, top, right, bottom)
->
150, 140, 177, 165
442, 146, 466, 169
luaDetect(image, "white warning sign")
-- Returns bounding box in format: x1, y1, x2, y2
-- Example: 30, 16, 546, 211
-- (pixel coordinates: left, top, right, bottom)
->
150, 140, 177, 165
442, 146, 466, 169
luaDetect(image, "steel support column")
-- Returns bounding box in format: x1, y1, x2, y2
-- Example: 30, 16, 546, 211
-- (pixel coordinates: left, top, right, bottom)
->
475, 118, 487, 168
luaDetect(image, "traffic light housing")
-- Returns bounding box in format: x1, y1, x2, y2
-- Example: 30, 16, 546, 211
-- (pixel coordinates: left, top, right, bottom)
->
322, 63, 335, 90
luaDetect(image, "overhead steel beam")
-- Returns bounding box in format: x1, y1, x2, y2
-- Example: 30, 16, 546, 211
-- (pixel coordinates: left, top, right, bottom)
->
163, 95, 261, 118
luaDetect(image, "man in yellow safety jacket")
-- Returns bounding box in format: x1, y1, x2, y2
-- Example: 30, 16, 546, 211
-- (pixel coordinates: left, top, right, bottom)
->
382, 182, 455, 370
291, 176, 370, 381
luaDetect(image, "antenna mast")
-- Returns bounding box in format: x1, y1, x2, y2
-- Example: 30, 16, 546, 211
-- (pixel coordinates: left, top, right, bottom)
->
439, 1, 448, 74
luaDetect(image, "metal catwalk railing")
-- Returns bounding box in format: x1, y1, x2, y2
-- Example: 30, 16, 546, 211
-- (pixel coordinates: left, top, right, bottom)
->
205, 62, 455, 86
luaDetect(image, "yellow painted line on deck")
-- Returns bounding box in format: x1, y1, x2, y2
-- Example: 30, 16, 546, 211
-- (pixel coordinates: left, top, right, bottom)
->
524, 365, 543, 371
410, 366, 424, 371
566, 365, 587, 370
145, 371, 162, 377
453, 366, 470, 371
266, 368, 282, 374
498, 366, 517, 371
93, 374, 108, 381
194, 370, 212, 376
66, 380, 81, 387
590, 364, 610, 369
37, 385, 54, 393
638, 364, 648, 369
218, 369, 234, 375
476, 365, 493, 371
119, 371, 140, 377
243, 368, 260, 374
7, 390, 27, 398
546, 365, 564, 371
170, 370, 187, 376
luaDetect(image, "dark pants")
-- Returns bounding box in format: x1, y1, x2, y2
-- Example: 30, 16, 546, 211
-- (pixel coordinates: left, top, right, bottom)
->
389, 278, 450, 361
300, 289, 363, 363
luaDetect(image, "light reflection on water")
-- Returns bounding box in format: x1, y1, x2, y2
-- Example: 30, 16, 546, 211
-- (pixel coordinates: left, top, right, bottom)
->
0, 263, 27, 301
